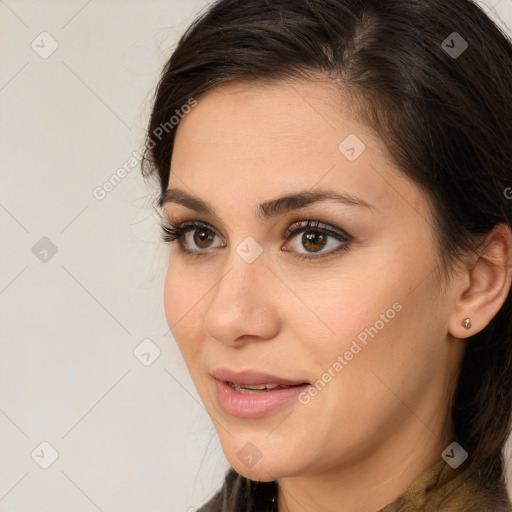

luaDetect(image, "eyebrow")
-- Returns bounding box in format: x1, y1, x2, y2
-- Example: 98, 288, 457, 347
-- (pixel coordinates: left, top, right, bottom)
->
159, 187, 375, 220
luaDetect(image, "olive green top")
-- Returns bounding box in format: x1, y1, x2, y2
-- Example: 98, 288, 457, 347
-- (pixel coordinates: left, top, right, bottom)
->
198, 457, 511, 511
378, 458, 511, 512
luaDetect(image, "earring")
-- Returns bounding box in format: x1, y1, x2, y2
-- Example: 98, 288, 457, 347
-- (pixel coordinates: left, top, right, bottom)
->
462, 317, 472, 330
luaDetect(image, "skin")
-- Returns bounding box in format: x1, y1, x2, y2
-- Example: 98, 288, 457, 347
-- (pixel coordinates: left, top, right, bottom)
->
161, 78, 512, 512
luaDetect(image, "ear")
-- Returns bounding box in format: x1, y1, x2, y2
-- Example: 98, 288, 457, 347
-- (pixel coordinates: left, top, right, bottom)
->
448, 223, 512, 339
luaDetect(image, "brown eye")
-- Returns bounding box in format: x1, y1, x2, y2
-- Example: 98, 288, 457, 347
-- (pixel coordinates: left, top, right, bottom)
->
193, 229, 216, 249
160, 220, 225, 254
284, 220, 353, 260
301, 231, 328, 253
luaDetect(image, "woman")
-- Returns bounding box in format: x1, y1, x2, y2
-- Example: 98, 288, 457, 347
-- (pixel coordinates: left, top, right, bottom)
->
141, 0, 512, 510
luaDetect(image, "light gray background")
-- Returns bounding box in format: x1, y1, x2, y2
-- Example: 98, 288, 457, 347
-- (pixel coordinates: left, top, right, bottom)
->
0, 1, 511, 511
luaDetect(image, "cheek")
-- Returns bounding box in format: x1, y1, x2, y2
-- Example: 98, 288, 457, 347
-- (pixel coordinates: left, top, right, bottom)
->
321, 280, 442, 416
163, 265, 204, 359
287, 266, 404, 357
291, 255, 437, 397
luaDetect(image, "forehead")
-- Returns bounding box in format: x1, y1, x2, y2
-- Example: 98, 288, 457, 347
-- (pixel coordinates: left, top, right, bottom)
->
174, 78, 356, 149
168, 79, 428, 222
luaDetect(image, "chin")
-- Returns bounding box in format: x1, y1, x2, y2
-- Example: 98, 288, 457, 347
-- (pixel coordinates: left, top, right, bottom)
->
230, 460, 285, 482
222, 444, 294, 482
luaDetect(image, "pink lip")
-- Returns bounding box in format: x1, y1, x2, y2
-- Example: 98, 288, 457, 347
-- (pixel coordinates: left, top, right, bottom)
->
211, 368, 310, 418
211, 368, 309, 387
214, 380, 310, 418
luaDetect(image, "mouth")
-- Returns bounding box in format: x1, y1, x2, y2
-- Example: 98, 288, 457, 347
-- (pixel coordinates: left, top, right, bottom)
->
211, 367, 310, 388
225, 382, 307, 394
211, 368, 311, 417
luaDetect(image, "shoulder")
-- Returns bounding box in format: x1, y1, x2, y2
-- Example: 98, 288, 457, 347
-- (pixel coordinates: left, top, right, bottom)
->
441, 463, 512, 512
462, 478, 512, 512
381, 458, 512, 512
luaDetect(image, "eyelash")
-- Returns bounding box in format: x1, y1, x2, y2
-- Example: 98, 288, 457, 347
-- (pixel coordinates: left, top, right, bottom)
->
160, 219, 353, 261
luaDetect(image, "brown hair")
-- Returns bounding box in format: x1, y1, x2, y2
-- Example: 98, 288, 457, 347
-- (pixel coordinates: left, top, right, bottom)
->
141, 0, 512, 507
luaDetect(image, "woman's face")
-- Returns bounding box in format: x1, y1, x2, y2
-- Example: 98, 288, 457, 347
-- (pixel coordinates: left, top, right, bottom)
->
162, 79, 465, 481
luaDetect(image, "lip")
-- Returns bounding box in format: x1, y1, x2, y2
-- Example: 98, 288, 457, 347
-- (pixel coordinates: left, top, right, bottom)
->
211, 368, 309, 387
211, 368, 311, 418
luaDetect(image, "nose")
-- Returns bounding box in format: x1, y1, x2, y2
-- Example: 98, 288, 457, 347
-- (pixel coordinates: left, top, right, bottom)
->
202, 247, 280, 347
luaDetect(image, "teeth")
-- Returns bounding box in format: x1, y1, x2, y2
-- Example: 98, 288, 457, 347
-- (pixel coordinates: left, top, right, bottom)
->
234, 386, 266, 394
230, 383, 287, 393
242, 384, 272, 390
